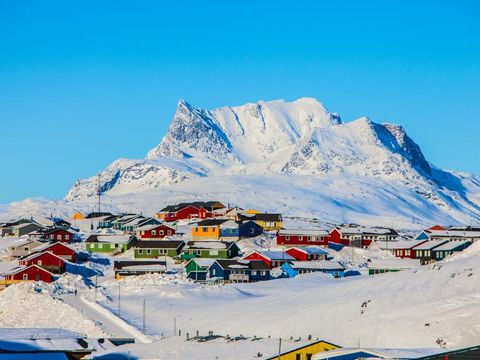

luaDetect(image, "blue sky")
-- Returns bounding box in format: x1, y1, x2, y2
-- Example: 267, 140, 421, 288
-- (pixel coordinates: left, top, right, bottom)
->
0, 0, 479, 203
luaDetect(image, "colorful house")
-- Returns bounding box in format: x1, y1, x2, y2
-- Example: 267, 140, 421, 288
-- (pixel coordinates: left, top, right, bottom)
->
372, 240, 428, 258
329, 226, 398, 248
266, 339, 339, 360
133, 240, 185, 259
98, 215, 119, 229
412, 239, 450, 264
431, 240, 472, 260
137, 223, 176, 239
415, 228, 480, 243
181, 241, 241, 260
367, 258, 420, 275
285, 246, 329, 261
32, 227, 75, 243
71, 211, 85, 221
7, 240, 42, 260
156, 201, 225, 222
277, 229, 330, 247
185, 258, 216, 282
243, 250, 295, 268
19, 251, 66, 274
2, 264, 55, 284
241, 213, 283, 231
192, 219, 231, 240
123, 217, 160, 233
30, 241, 77, 262
207, 259, 270, 283
86, 235, 138, 253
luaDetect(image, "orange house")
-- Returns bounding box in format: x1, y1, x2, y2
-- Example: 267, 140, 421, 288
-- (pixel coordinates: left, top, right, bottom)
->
192, 219, 231, 240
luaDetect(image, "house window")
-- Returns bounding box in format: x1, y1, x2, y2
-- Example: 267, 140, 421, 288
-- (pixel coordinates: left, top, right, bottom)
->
212, 269, 216, 276
49, 234, 54, 240
37, 260, 42, 265
285, 236, 290, 241
147, 249, 151, 255
299, 236, 303, 241
24, 247, 29, 251
98, 243, 103, 249
251, 271, 257, 275
210, 250, 218, 256
141, 231, 145, 235
23, 274, 28, 280
138, 249, 143, 254
152, 230, 156, 235
57, 234, 62, 240
160, 230, 164, 235
202, 227, 207, 232
167, 230, 172, 235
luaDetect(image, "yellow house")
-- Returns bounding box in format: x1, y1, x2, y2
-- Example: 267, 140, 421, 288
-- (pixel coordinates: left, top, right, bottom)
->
192, 219, 228, 240
251, 213, 283, 231
71, 211, 85, 220
266, 339, 339, 360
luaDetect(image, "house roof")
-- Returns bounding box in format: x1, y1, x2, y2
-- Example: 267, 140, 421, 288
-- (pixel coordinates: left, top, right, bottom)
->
216, 259, 269, 270
367, 258, 420, 270
250, 213, 282, 222
8, 239, 42, 250
137, 223, 174, 231
135, 240, 185, 249
289, 246, 329, 255
336, 226, 398, 235
414, 239, 450, 250
86, 235, 137, 244
279, 229, 329, 236
86, 212, 113, 218
160, 201, 225, 212
258, 251, 295, 261
426, 229, 480, 238
432, 240, 472, 251
290, 260, 344, 271
189, 258, 217, 268
20, 251, 65, 263
374, 240, 426, 250
33, 241, 75, 253
4, 264, 54, 276
114, 260, 167, 270
196, 219, 230, 227
186, 241, 235, 250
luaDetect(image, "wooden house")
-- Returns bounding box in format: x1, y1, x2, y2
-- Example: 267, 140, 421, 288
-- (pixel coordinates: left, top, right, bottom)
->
266, 339, 339, 360
185, 258, 216, 282
137, 223, 176, 239
123, 217, 160, 233
113, 260, 167, 279
30, 241, 77, 262
19, 251, 66, 274
241, 213, 283, 231
2, 264, 55, 283
415, 228, 480, 243
180, 241, 240, 260
33, 227, 75, 243
285, 246, 329, 261
243, 250, 295, 268
329, 225, 398, 248
412, 239, 450, 264
192, 219, 230, 240
431, 240, 472, 261
7, 240, 42, 260
97, 215, 119, 229
156, 201, 225, 222
207, 259, 270, 283
372, 240, 428, 258
86, 235, 138, 253
367, 258, 420, 275
71, 211, 85, 220
133, 240, 185, 259
277, 229, 330, 247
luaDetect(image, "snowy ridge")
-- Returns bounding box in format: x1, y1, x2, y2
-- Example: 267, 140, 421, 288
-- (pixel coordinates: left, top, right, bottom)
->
3, 98, 480, 227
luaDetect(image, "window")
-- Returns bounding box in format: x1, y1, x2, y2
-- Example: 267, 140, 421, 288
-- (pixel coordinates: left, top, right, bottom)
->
212, 269, 216, 276
57, 235, 62, 240
49, 234, 54, 240
202, 227, 207, 232
65, 235, 70, 240
152, 230, 156, 235
299, 236, 303, 241
210, 250, 218, 256
138, 249, 143, 254
147, 249, 151, 255
167, 230, 172, 235
24, 247, 29, 251
296, 354, 301, 360
37, 260, 42, 266
251, 271, 257, 275
23, 274, 28, 280
98, 243, 103, 249
160, 230, 164, 235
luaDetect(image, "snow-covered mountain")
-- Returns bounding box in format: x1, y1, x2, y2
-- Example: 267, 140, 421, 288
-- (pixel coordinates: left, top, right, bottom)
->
24, 98, 480, 226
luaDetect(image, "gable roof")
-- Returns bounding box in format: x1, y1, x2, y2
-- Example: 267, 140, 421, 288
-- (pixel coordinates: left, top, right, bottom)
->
187, 258, 217, 268
374, 240, 427, 250
196, 219, 230, 227
216, 259, 269, 270
86, 234, 137, 244
20, 251, 65, 263
185, 241, 236, 250
4, 264, 54, 276
135, 240, 185, 249
335, 226, 398, 236
288, 246, 329, 255
257, 250, 295, 261
160, 201, 225, 212
32, 241, 75, 253
137, 223, 175, 231
414, 239, 450, 250
279, 229, 329, 236
432, 240, 472, 251
247, 213, 282, 222
290, 260, 344, 271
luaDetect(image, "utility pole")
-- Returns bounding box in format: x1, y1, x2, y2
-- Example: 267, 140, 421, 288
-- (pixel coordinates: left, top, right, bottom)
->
142, 299, 146, 334
278, 338, 282, 360
97, 174, 101, 214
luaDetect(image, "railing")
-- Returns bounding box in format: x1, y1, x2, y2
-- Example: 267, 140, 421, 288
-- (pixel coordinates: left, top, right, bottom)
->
229, 274, 249, 282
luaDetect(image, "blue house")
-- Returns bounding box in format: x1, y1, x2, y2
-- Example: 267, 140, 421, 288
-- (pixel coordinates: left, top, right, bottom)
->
207, 259, 270, 283
219, 220, 264, 240
282, 261, 345, 278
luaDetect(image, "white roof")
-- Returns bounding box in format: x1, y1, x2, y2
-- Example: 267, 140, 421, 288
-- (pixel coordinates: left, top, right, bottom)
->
259, 251, 295, 261
337, 226, 394, 235
374, 240, 424, 250
428, 230, 480, 238
290, 260, 344, 270
96, 235, 132, 244
279, 229, 329, 236
20, 251, 64, 262
312, 347, 444, 359
33, 241, 73, 252
187, 242, 230, 250
137, 223, 171, 231
120, 264, 167, 272
368, 258, 420, 270
192, 258, 216, 267
433, 240, 471, 251
414, 239, 449, 250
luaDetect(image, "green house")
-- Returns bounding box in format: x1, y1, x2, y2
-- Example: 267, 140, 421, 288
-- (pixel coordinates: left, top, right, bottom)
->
98, 215, 119, 229
185, 258, 216, 281
180, 241, 241, 260
86, 235, 138, 253
134, 240, 185, 259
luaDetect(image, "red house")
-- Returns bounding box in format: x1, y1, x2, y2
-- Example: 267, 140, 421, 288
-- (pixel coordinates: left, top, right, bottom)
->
157, 201, 225, 222
4, 264, 55, 283
19, 251, 65, 273
276, 229, 330, 247
31, 242, 76, 262
428, 225, 446, 231
137, 224, 176, 239
33, 228, 75, 243
243, 250, 295, 268
329, 226, 398, 248
285, 246, 329, 261
392, 241, 428, 259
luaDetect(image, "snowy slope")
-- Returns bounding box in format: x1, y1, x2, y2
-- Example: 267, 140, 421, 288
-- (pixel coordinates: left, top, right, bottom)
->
2, 98, 480, 226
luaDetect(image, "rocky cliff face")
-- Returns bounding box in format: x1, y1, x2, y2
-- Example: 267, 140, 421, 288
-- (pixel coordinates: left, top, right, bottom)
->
64, 98, 480, 225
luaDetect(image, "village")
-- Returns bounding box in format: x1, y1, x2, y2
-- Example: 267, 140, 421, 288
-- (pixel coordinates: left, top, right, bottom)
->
1, 200, 478, 289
